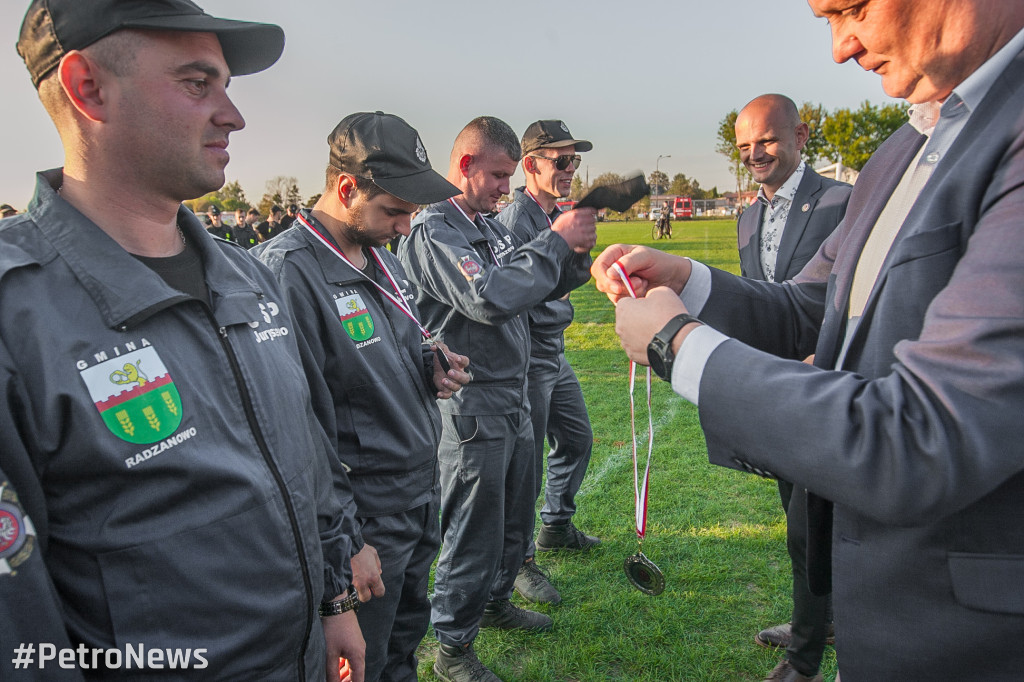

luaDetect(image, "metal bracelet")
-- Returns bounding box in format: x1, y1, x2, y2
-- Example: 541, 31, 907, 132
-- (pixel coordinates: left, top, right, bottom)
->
319, 593, 360, 617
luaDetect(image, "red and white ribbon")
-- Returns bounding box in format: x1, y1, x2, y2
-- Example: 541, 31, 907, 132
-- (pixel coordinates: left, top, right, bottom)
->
448, 198, 501, 266
612, 260, 655, 541
297, 212, 433, 341
524, 188, 554, 227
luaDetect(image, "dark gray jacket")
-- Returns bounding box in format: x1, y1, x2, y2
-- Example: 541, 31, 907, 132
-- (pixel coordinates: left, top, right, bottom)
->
397, 200, 588, 415
496, 188, 592, 357
255, 214, 441, 517
697, 47, 1024, 680
0, 171, 359, 681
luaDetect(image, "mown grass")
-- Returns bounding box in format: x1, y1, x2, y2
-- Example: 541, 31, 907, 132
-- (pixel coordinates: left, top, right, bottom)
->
416, 220, 838, 681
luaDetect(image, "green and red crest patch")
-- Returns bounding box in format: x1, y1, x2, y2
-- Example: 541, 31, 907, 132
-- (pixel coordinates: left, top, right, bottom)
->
337, 293, 375, 341
80, 347, 183, 444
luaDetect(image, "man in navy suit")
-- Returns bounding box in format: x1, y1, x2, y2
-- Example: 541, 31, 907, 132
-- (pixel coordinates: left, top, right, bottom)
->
594, 0, 1024, 679
734, 93, 850, 682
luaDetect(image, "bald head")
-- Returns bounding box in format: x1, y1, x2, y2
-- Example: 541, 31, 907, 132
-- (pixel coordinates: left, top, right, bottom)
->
735, 93, 808, 198
738, 94, 801, 130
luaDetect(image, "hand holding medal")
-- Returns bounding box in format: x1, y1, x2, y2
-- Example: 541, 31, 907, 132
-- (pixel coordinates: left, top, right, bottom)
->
611, 261, 666, 596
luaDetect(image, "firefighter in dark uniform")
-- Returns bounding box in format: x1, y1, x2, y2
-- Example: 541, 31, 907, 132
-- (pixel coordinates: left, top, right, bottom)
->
2, 1, 372, 679
205, 205, 235, 242
398, 116, 597, 682
496, 120, 600, 608
255, 112, 470, 682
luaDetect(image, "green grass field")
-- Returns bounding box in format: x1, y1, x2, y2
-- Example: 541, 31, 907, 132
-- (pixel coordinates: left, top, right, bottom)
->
416, 219, 838, 681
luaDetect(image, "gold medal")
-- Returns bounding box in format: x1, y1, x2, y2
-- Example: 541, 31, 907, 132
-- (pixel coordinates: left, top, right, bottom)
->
624, 551, 665, 596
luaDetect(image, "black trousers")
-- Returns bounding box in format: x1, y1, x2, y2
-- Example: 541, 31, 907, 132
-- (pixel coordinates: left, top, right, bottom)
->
779, 479, 833, 676
357, 499, 441, 682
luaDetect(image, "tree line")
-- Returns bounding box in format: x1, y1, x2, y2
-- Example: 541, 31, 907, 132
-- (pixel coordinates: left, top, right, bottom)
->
184, 176, 320, 217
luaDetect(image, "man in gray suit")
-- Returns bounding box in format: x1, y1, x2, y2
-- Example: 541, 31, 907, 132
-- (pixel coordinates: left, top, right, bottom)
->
594, 0, 1024, 679
734, 93, 850, 682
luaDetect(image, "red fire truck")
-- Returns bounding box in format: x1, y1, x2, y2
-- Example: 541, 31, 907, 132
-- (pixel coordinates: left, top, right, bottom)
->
671, 196, 693, 219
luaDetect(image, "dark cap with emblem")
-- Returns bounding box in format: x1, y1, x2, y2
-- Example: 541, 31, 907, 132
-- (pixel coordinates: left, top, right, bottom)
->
17, 0, 285, 89
521, 120, 593, 155
328, 111, 459, 205
206, 205, 221, 215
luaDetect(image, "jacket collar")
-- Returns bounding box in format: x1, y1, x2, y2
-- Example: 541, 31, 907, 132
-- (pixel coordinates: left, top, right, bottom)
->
772, 168, 826, 282
512, 187, 560, 228
29, 169, 264, 329
294, 209, 374, 286
427, 199, 492, 246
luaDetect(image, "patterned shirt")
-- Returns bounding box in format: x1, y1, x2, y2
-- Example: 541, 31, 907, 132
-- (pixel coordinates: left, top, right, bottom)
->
756, 161, 806, 282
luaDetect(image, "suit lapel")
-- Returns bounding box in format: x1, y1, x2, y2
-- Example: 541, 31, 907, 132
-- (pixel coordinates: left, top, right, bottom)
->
841, 48, 1024, 362
743, 202, 767, 280
774, 170, 822, 283
819, 126, 925, 368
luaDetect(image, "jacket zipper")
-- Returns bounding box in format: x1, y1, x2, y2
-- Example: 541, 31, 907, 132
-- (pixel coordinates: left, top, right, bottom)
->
214, 318, 314, 679
376, 288, 442, 494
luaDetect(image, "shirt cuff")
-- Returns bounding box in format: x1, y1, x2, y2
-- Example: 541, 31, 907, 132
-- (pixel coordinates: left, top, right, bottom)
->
680, 258, 711, 315
670, 324, 729, 405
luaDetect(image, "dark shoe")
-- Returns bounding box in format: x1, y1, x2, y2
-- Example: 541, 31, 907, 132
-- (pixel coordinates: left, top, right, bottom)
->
434, 642, 502, 682
479, 598, 553, 632
514, 560, 561, 604
764, 658, 823, 682
536, 520, 600, 551
755, 621, 835, 649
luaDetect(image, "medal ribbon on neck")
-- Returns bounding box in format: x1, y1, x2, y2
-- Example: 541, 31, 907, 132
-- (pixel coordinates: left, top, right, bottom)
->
296, 212, 433, 341
524, 188, 555, 228
611, 261, 655, 549
448, 197, 501, 267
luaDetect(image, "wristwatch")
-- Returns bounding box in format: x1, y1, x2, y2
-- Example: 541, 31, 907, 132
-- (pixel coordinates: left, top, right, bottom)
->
319, 592, 360, 617
647, 313, 702, 382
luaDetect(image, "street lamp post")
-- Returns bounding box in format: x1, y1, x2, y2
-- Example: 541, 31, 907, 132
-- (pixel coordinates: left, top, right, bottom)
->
655, 154, 671, 196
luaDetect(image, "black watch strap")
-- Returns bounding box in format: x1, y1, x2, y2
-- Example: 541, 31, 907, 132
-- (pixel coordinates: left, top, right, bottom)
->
647, 313, 702, 381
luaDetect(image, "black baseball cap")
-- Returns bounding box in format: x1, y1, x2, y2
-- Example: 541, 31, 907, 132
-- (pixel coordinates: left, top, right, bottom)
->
17, 0, 285, 88
206, 205, 220, 215
328, 111, 459, 205
521, 120, 593, 155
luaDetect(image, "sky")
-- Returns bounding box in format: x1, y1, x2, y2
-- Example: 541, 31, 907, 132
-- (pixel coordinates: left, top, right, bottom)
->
0, 0, 899, 211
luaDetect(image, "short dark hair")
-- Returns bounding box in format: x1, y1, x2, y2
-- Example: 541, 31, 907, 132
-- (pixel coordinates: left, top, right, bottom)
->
247, 208, 260, 216
464, 116, 521, 162
270, 205, 283, 214
325, 164, 388, 201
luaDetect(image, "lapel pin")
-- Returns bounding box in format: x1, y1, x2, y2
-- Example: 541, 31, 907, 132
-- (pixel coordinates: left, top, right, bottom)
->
801, 203, 810, 212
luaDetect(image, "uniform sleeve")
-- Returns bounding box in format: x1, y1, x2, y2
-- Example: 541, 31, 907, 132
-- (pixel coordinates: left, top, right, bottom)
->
497, 202, 592, 300
401, 214, 574, 326
554, 249, 593, 298
0, 339, 83, 681
270, 258, 364, 598
308, 397, 361, 600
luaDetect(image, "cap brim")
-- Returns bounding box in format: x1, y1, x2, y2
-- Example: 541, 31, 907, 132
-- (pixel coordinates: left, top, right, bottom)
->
529, 138, 593, 154
122, 15, 284, 76
376, 169, 461, 206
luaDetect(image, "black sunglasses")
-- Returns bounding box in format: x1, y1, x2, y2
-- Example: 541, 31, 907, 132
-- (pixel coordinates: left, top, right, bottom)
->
529, 154, 581, 171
